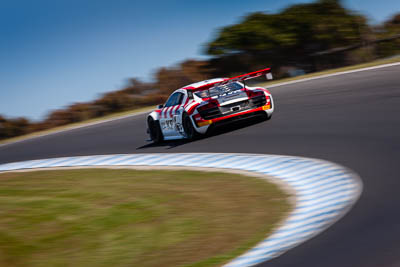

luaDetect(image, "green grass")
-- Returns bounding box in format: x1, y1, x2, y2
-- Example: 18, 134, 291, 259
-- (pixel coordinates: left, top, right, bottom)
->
0, 169, 291, 267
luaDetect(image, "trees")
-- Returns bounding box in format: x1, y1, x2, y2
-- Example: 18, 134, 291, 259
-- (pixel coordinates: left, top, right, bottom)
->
122, 78, 153, 95
155, 59, 210, 95
375, 13, 400, 58
0, 116, 31, 139
383, 13, 400, 33
205, 0, 369, 75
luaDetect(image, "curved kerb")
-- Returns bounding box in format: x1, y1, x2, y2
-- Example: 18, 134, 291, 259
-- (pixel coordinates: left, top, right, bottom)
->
0, 153, 362, 267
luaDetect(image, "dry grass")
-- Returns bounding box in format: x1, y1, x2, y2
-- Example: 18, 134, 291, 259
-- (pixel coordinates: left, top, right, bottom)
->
0, 169, 291, 267
0, 106, 154, 145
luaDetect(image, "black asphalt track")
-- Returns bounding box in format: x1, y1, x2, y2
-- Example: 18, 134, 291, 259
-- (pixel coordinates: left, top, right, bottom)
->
1, 65, 399, 267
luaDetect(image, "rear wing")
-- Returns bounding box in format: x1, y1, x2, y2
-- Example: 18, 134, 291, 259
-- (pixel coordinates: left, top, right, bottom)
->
214, 67, 272, 87
185, 68, 272, 92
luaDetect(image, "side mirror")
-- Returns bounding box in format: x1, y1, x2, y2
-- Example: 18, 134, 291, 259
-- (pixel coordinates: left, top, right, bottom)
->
157, 104, 164, 109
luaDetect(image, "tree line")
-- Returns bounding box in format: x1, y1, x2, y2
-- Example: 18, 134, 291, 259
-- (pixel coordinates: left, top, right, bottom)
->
1, 0, 399, 140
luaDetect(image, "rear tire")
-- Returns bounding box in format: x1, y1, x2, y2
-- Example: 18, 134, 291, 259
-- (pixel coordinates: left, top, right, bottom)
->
259, 112, 272, 121
183, 113, 199, 140
147, 117, 163, 143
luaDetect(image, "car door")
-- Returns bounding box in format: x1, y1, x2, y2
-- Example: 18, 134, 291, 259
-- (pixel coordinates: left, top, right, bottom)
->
170, 92, 186, 136
160, 92, 184, 137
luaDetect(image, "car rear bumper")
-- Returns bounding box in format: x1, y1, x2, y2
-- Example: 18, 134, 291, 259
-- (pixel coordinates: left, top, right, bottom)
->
212, 104, 271, 123
193, 104, 272, 131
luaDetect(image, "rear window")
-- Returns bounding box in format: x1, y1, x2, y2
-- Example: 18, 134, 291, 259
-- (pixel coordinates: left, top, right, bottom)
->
194, 82, 243, 98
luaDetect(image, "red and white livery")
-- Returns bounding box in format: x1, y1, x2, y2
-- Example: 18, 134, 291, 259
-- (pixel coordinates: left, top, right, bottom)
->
147, 68, 275, 142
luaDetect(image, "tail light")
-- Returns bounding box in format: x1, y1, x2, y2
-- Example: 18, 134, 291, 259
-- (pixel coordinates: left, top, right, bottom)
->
197, 99, 219, 112
193, 114, 212, 127
265, 95, 271, 104
246, 90, 264, 98
262, 95, 272, 110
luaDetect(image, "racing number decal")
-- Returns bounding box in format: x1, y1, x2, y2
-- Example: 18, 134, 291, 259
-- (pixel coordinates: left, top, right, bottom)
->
161, 105, 180, 131
160, 91, 186, 136
165, 119, 174, 129
161, 107, 173, 130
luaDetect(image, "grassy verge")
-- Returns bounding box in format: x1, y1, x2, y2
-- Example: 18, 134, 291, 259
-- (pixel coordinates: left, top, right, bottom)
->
257, 56, 400, 87
0, 106, 154, 145
0, 169, 291, 267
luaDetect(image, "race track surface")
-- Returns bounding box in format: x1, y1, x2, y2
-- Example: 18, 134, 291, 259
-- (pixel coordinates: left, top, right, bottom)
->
1, 65, 399, 267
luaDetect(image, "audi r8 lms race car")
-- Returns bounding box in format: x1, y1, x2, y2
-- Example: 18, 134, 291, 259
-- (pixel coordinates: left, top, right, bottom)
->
147, 68, 274, 143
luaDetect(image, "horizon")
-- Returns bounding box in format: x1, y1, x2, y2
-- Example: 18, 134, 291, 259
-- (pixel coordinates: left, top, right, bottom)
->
1, 0, 399, 121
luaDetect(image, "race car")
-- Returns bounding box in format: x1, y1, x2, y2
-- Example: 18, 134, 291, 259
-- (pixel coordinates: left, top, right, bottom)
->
147, 68, 274, 143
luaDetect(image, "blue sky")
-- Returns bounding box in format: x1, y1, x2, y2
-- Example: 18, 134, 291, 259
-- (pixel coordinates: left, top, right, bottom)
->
1, 0, 399, 121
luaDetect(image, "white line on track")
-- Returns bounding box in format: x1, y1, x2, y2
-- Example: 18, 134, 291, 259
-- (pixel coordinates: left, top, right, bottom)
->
266, 62, 400, 88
